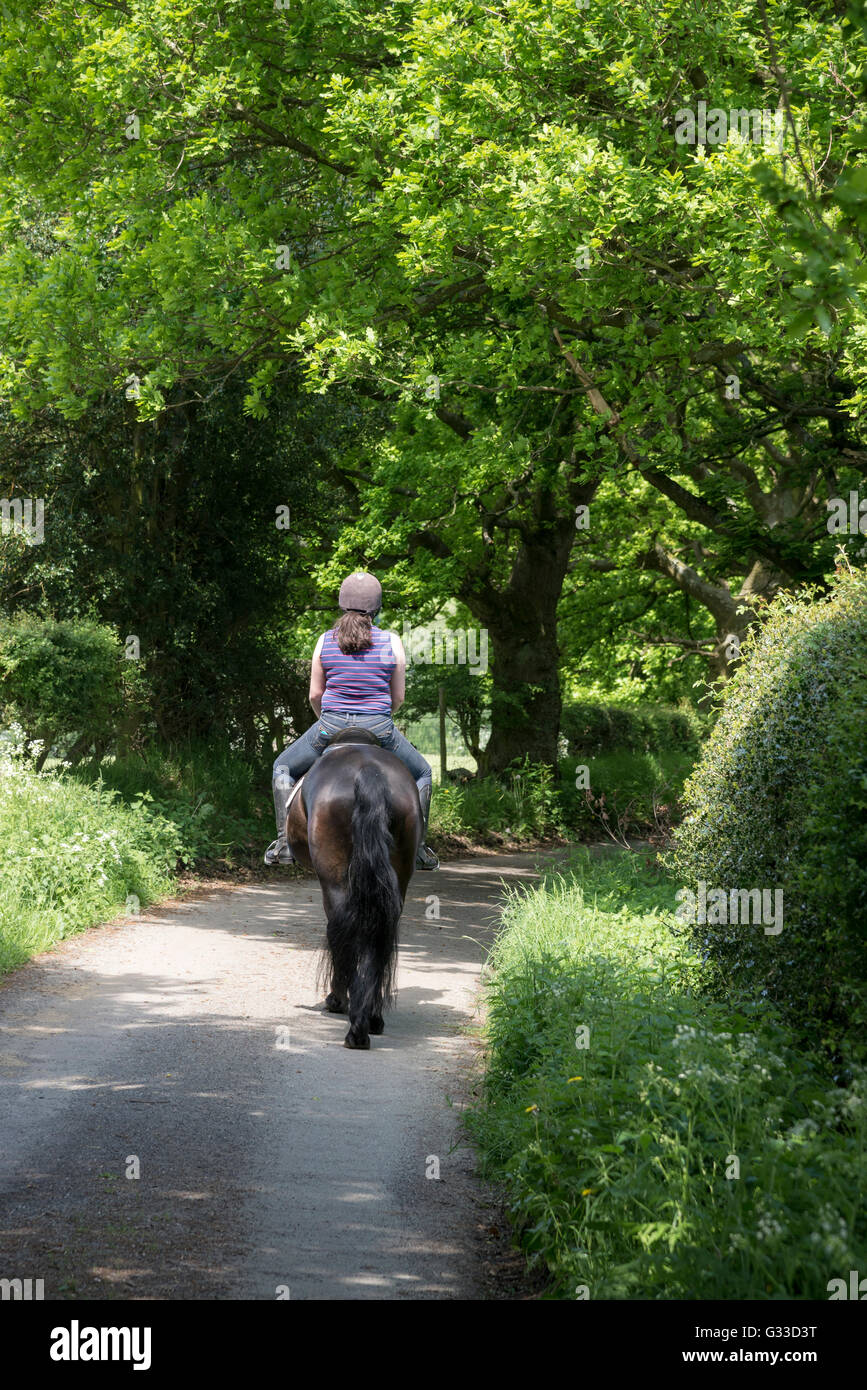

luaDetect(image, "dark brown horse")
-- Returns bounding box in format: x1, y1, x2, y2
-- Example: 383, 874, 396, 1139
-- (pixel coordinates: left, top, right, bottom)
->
285, 728, 422, 1049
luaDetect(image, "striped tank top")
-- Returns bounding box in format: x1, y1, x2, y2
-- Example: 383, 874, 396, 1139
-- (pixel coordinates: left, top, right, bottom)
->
320, 626, 396, 714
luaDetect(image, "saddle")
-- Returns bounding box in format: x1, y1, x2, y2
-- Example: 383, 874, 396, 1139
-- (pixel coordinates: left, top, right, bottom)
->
323, 728, 383, 749
292, 733, 382, 813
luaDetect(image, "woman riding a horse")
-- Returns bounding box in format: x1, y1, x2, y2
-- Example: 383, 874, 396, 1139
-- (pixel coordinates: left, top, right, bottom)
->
265, 571, 438, 871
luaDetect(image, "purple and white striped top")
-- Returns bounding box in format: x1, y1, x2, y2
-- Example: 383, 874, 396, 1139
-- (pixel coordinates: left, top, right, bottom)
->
320, 626, 396, 714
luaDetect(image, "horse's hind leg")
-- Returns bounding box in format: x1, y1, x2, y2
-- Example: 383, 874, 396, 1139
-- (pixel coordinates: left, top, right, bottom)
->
321, 884, 352, 1014
324, 919, 351, 1015
344, 984, 372, 1048
344, 946, 382, 1050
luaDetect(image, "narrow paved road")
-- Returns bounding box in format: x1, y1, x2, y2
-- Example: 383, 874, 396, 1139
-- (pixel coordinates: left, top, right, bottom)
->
0, 852, 558, 1300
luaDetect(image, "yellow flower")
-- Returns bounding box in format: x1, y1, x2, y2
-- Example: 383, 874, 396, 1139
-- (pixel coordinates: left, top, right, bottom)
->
582, 1188, 594, 1196
525, 1104, 539, 1114
568, 1076, 583, 1082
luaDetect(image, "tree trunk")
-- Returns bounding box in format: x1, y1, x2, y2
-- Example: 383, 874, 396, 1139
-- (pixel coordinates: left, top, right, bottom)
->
242, 716, 259, 760
455, 707, 483, 766
471, 516, 577, 775
33, 731, 55, 772
267, 707, 286, 754
64, 730, 95, 765
400, 407, 598, 775
480, 622, 563, 773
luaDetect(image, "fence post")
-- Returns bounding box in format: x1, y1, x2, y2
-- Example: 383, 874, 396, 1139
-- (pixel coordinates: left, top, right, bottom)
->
438, 683, 447, 783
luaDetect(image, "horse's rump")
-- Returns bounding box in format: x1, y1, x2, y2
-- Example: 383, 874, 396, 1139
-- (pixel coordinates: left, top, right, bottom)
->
297, 741, 421, 1049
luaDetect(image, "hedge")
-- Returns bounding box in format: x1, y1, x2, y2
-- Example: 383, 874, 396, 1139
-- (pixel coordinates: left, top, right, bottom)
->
0, 613, 123, 766
561, 697, 706, 758
669, 566, 867, 1064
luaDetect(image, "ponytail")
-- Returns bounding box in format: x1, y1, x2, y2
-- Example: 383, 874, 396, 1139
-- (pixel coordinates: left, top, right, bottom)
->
334, 610, 374, 654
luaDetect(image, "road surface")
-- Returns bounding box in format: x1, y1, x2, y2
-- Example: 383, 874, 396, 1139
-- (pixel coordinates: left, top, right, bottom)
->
0, 851, 559, 1300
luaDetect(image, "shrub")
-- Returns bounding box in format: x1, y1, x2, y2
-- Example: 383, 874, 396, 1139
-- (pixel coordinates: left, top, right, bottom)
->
72, 738, 266, 862
561, 748, 694, 841
669, 567, 867, 1063
0, 613, 123, 767
561, 698, 706, 758
430, 751, 695, 843
432, 759, 567, 840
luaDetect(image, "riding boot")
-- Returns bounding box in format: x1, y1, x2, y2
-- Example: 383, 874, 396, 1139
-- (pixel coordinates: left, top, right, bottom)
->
415, 784, 439, 870
266, 768, 296, 866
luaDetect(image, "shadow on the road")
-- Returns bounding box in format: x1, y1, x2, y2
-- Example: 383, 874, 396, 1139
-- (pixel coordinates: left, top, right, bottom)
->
0, 851, 563, 1299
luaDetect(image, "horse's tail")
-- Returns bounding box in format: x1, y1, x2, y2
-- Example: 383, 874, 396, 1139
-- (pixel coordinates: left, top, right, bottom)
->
327, 763, 402, 1014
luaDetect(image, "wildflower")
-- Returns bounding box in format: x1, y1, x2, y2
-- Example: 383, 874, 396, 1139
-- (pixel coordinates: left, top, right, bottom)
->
786, 1118, 818, 1139
756, 1210, 785, 1241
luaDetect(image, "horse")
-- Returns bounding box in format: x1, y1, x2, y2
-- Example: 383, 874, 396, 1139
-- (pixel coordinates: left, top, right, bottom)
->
285, 728, 422, 1049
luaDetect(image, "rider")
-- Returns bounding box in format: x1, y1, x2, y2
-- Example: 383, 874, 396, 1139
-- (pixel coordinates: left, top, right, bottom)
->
265, 571, 439, 870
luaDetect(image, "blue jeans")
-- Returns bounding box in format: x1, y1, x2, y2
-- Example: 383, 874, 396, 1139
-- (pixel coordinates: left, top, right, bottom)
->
272, 711, 432, 834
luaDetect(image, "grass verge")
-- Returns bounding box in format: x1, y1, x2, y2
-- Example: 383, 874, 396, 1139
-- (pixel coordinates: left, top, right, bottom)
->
467, 848, 867, 1299
0, 749, 181, 973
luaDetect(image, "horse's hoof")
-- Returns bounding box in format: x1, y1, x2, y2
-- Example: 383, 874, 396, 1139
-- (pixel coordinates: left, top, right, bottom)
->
344, 1030, 370, 1050
324, 993, 347, 1014
369, 1015, 384, 1035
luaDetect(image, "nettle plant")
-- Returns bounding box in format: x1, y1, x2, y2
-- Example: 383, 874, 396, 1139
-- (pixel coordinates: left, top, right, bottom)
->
669, 565, 867, 1062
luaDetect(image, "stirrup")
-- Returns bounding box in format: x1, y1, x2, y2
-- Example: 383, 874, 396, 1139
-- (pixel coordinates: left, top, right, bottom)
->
264, 837, 295, 866
415, 843, 439, 870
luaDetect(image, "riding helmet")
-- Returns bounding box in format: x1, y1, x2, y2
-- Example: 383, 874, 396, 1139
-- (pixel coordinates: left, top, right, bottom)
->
338, 571, 382, 616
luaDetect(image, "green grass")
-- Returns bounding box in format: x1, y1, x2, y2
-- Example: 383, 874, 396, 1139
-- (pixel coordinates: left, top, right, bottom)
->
420, 750, 479, 783
72, 736, 690, 859
0, 748, 181, 973
468, 849, 867, 1299
72, 741, 691, 851
71, 739, 267, 862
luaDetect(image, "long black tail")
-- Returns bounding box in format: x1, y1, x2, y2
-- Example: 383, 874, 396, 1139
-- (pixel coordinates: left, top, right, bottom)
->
326, 763, 402, 1023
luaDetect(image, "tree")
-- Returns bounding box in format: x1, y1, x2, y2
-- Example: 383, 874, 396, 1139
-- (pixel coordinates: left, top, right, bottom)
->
0, 377, 371, 752
0, 2, 864, 765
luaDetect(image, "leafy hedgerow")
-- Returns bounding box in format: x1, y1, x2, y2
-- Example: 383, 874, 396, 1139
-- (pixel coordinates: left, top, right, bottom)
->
668, 566, 867, 1063
431, 749, 694, 842
0, 614, 123, 767
469, 851, 867, 1300
560, 699, 707, 758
